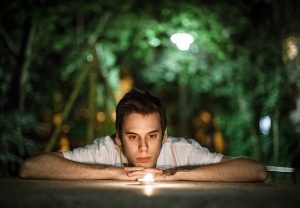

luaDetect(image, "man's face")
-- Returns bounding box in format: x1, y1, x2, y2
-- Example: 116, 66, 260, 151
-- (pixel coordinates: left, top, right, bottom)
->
119, 112, 164, 168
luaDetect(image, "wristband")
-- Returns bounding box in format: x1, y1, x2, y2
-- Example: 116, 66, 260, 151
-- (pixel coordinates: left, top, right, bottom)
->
163, 168, 177, 176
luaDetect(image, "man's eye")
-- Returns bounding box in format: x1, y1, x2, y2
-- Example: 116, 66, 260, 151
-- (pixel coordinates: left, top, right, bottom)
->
149, 134, 157, 139
128, 135, 137, 140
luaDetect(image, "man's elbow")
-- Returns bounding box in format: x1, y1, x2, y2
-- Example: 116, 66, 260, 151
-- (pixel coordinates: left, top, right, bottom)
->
19, 159, 33, 178
19, 152, 63, 178
256, 163, 268, 182
239, 157, 268, 182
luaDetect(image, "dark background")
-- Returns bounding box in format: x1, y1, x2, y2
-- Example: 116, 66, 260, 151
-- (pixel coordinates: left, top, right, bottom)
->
1, 0, 300, 178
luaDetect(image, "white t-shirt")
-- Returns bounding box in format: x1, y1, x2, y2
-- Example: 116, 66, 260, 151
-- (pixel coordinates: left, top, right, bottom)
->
63, 136, 223, 168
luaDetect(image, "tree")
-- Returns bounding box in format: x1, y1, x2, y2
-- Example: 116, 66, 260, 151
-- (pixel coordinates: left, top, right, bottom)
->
1, 0, 299, 177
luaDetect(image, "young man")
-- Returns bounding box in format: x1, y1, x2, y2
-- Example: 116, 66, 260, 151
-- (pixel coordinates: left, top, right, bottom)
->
20, 89, 267, 182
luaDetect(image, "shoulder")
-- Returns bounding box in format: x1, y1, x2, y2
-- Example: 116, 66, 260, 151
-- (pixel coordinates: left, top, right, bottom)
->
91, 135, 115, 148
62, 135, 117, 163
161, 136, 223, 165
162, 136, 202, 154
66, 135, 115, 153
158, 136, 204, 167
166, 136, 201, 148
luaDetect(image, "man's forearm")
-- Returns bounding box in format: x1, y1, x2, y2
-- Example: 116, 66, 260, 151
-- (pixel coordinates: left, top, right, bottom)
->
19, 153, 114, 180
165, 157, 267, 182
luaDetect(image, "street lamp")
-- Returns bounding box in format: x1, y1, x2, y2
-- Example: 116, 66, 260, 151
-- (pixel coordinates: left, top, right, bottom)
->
169, 32, 194, 137
170, 32, 194, 51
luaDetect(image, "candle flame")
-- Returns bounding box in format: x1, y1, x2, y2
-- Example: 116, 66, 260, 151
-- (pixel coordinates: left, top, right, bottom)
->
143, 173, 154, 182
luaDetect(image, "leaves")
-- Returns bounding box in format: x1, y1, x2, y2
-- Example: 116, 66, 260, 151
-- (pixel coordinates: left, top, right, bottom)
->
0, 111, 39, 176
1, 0, 299, 174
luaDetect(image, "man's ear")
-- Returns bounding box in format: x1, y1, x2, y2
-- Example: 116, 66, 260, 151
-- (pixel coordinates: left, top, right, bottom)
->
115, 134, 122, 146
163, 129, 168, 143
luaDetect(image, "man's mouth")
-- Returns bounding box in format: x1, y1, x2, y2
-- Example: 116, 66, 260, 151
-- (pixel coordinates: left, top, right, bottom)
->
136, 157, 151, 163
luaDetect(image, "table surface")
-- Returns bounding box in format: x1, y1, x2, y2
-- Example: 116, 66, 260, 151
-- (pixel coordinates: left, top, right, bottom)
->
0, 179, 299, 208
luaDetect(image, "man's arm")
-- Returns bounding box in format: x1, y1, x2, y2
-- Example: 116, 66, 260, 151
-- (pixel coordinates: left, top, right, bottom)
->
159, 157, 267, 182
19, 152, 144, 180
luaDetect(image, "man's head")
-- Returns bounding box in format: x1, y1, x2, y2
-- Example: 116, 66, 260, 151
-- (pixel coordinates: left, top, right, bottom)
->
115, 88, 167, 168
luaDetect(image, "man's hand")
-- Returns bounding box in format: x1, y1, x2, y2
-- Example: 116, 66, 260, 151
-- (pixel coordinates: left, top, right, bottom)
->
109, 167, 145, 181
115, 167, 167, 181
125, 157, 267, 183
124, 167, 177, 181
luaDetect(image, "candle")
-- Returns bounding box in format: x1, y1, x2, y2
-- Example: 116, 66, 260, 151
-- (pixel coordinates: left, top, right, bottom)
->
138, 173, 155, 185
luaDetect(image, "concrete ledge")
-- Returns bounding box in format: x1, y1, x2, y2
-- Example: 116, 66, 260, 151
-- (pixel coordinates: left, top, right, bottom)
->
0, 179, 299, 208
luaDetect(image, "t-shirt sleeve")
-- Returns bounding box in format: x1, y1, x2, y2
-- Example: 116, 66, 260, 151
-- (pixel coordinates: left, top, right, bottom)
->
187, 139, 223, 165
62, 139, 104, 164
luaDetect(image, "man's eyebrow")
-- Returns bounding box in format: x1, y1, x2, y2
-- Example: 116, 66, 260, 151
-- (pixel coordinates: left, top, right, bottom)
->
148, 130, 160, 134
124, 130, 160, 135
125, 132, 138, 135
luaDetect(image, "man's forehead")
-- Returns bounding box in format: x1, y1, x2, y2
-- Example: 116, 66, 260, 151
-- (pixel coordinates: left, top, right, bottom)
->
123, 112, 160, 121
122, 112, 162, 133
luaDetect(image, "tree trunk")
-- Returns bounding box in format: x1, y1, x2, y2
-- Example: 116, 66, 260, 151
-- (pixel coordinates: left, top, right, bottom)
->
8, 16, 34, 111
238, 94, 262, 160
250, 126, 262, 161
19, 19, 35, 111
179, 84, 188, 137
87, 62, 97, 144
45, 67, 89, 152
76, 11, 84, 46
272, 110, 280, 164
44, 13, 112, 151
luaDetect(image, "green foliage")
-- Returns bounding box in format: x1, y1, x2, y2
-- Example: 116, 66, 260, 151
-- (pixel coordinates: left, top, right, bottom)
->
0, 112, 39, 177
1, 0, 299, 176
216, 112, 253, 157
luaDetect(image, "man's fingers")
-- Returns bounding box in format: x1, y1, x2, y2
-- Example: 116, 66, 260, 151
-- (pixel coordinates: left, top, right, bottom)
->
144, 168, 164, 174
127, 169, 164, 177
127, 170, 146, 177
124, 167, 165, 178
124, 167, 144, 171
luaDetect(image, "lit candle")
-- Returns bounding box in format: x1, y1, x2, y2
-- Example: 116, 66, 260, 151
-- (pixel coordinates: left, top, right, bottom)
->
138, 173, 155, 185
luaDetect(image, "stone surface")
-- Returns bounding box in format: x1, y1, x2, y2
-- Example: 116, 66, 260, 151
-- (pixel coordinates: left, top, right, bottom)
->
0, 179, 299, 208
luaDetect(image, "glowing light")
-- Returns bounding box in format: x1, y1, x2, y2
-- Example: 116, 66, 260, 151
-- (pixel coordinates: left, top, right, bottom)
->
283, 34, 298, 62
143, 185, 154, 197
144, 173, 154, 181
58, 135, 70, 152
259, 116, 271, 135
200, 111, 212, 124
96, 112, 106, 122
53, 113, 63, 125
111, 111, 116, 122
115, 74, 133, 101
138, 173, 155, 185
214, 131, 225, 153
170, 32, 194, 51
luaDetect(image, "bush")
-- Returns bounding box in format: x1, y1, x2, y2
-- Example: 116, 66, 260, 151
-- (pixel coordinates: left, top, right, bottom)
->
0, 111, 38, 177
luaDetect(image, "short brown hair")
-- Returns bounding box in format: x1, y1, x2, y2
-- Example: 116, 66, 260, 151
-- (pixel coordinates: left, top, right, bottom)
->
115, 88, 167, 137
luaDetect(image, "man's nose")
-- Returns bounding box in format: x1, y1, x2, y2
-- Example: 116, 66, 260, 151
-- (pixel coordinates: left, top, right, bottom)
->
139, 138, 148, 151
